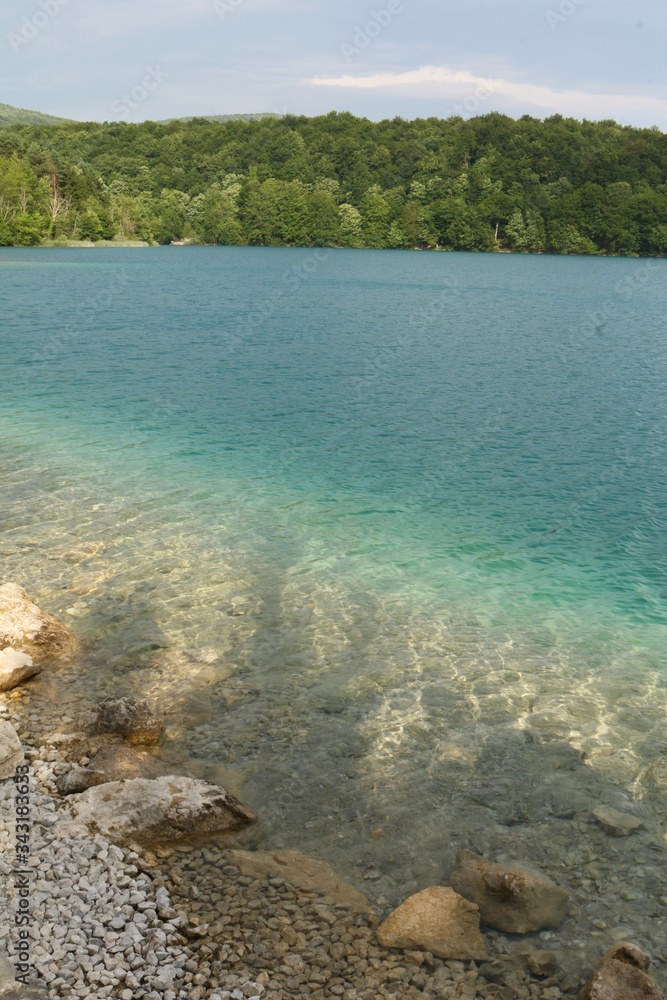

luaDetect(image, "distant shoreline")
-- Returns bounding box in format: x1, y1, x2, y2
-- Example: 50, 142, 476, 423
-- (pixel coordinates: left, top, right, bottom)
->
2, 242, 665, 259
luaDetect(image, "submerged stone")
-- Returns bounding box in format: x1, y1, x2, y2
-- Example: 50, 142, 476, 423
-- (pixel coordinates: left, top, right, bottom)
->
449, 850, 569, 933
56, 765, 107, 795
376, 886, 487, 961
593, 806, 644, 837
521, 949, 559, 976
227, 848, 373, 914
78, 696, 165, 745
578, 942, 663, 1000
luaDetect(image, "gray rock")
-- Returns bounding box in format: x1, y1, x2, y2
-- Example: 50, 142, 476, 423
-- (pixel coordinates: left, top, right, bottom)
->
578, 942, 663, 1000
593, 806, 645, 837
0, 947, 48, 998
449, 850, 569, 934
52, 775, 257, 846
0, 648, 41, 692
1, 985, 49, 999
0, 720, 23, 780
78, 697, 165, 745
0, 949, 15, 996
56, 765, 108, 795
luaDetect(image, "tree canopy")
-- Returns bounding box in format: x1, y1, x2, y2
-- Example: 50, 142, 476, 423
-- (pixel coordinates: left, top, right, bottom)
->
1, 111, 667, 254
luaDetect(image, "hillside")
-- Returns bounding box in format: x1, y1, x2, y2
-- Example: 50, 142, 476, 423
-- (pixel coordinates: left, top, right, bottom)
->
0, 105, 282, 127
0, 102, 75, 127
159, 113, 283, 124
1, 111, 667, 253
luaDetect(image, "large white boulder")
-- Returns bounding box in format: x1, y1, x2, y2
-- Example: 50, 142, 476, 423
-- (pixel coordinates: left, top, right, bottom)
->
52, 775, 257, 846
0, 583, 78, 660
0, 648, 41, 692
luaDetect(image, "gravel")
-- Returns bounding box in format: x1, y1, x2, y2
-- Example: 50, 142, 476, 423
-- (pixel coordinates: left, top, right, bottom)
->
1, 695, 657, 1000
0, 699, 560, 1000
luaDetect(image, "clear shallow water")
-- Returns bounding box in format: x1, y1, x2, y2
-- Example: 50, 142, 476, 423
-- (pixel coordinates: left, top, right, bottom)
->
2, 247, 667, 976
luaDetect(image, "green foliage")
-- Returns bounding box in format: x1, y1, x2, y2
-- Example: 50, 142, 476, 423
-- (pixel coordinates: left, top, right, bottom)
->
1, 110, 667, 254
9, 211, 43, 245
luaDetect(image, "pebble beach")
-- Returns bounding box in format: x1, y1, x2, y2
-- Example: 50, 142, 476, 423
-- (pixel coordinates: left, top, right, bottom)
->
0, 705, 527, 1000
1, 671, 666, 1000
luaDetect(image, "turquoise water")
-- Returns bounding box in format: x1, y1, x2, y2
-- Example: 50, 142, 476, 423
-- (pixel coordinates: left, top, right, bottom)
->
2, 247, 667, 969
2, 247, 667, 641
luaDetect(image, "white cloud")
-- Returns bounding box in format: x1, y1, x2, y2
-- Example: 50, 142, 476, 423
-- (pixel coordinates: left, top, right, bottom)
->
307, 65, 667, 120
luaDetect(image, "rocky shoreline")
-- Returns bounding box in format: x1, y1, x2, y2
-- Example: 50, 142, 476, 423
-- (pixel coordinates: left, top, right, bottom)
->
1, 583, 665, 1000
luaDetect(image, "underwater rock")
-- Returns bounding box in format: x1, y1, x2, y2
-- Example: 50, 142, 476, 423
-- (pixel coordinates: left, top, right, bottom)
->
376, 886, 487, 961
449, 850, 569, 933
0, 720, 23, 780
56, 765, 108, 795
0, 583, 79, 661
521, 949, 559, 976
42, 731, 88, 754
227, 848, 373, 914
0, 647, 41, 691
578, 942, 663, 1000
52, 775, 257, 846
593, 806, 644, 837
78, 697, 165, 745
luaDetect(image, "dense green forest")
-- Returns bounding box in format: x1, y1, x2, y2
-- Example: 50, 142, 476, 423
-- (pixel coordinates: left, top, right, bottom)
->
1, 110, 667, 254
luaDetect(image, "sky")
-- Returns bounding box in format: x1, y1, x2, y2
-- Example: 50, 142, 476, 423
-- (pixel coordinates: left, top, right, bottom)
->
1, 0, 666, 127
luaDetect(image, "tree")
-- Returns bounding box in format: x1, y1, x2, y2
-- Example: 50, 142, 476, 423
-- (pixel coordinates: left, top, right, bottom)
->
1, 111, 667, 254
46, 174, 71, 233
338, 204, 363, 248
198, 188, 243, 245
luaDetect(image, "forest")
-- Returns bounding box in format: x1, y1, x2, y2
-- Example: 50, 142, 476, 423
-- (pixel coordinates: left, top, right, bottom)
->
1, 110, 667, 254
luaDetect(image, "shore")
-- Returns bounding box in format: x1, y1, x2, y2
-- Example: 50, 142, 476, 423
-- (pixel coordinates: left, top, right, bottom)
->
0, 701, 565, 1000
1, 240, 665, 256
1, 585, 665, 1000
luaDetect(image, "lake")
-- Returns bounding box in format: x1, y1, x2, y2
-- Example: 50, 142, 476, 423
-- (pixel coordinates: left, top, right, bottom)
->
1, 246, 666, 982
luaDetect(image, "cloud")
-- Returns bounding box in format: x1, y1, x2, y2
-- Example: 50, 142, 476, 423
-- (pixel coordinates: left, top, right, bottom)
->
307, 65, 667, 120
